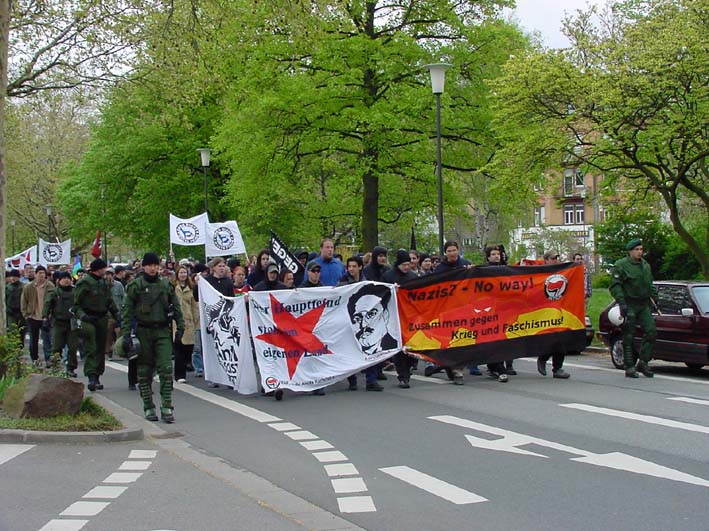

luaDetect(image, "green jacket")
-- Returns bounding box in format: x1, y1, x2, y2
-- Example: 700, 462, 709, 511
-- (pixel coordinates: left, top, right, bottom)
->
5, 281, 23, 317
73, 273, 118, 321
609, 256, 658, 303
43, 285, 75, 321
122, 274, 184, 335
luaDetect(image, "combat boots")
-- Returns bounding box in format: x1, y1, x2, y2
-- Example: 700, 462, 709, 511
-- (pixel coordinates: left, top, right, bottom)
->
160, 407, 175, 423
636, 361, 654, 378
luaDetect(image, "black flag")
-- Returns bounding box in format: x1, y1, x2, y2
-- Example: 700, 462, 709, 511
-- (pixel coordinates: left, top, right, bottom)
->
410, 225, 417, 250
269, 231, 305, 284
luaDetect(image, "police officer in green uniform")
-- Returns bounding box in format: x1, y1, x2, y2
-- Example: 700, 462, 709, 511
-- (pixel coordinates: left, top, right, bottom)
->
5, 269, 25, 334
609, 238, 658, 378
43, 271, 79, 377
74, 258, 118, 391
121, 252, 184, 423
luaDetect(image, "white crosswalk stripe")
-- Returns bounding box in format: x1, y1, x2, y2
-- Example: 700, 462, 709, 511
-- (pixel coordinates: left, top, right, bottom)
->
380, 466, 488, 504
0, 444, 33, 466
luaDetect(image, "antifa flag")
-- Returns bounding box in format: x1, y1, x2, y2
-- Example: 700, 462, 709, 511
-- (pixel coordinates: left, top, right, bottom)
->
269, 231, 305, 284
396, 263, 587, 367
90, 230, 102, 258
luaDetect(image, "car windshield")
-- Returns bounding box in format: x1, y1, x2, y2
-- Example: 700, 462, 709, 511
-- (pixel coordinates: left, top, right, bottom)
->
691, 286, 709, 314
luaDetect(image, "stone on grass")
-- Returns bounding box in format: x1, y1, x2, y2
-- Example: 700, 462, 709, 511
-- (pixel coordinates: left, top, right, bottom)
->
3, 374, 84, 418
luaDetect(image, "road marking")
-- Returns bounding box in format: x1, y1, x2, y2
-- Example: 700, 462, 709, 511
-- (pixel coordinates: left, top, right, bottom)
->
560, 403, 709, 434
37, 520, 88, 531
0, 444, 33, 465
331, 478, 368, 493
107, 361, 282, 423
60, 501, 110, 517
284, 430, 318, 441
269, 422, 301, 431
430, 415, 709, 488
337, 496, 376, 513
118, 460, 151, 471
324, 463, 359, 477
103, 472, 143, 483
82, 486, 127, 499
313, 450, 348, 463
128, 450, 156, 459
668, 397, 709, 406
300, 440, 334, 451
379, 466, 488, 504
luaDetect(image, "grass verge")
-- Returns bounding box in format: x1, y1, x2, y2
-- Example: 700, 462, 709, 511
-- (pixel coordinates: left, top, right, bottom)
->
0, 397, 123, 432
588, 290, 613, 347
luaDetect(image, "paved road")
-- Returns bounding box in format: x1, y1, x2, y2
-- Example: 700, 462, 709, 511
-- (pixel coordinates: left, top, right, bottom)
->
3, 353, 709, 530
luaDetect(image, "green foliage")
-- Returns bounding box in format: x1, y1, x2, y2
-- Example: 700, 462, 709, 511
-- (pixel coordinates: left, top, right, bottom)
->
592, 273, 611, 289
0, 397, 122, 431
0, 328, 27, 380
490, 0, 709, 278
587, 289, 613, 343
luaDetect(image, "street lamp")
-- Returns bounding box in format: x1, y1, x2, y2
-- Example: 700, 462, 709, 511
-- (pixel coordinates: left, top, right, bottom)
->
198, 148, 211, 215
10, 219, 15, 254
45, 204, 53, 241
424, 63, 452, 257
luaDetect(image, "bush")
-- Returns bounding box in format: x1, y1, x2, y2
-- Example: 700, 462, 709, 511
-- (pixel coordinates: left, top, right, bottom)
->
592, 273, 610, 289
0, 328, 27, 380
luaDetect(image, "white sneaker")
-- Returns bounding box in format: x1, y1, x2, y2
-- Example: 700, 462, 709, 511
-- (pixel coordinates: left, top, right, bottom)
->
498, 374, 508, 383
177, 378, 186, 383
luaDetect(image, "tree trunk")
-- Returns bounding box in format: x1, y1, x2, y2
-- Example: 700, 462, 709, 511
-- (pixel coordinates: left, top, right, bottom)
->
0, 0, 10, 332
361, 166, 378, 252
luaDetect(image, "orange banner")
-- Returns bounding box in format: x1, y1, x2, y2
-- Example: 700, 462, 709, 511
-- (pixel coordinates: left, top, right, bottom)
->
396, 263, 586, 366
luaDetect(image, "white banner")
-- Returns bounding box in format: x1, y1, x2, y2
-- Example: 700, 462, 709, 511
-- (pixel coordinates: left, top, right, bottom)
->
198, 280, 259, 394
205, 221, 247, 257
249, 282, 401, 392
38, 239, 71, 266
169, 212, 208, 246
5, 245, 37, 269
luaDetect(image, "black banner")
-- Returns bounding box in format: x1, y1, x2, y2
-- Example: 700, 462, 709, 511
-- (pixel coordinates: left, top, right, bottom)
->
269, 231, 305, 285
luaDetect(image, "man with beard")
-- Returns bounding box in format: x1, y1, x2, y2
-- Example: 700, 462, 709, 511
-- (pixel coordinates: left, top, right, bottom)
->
122, 252, 184, 422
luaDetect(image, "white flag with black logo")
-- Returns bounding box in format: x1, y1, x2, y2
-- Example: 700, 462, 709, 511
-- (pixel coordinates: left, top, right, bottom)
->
205, 221, 247, 257
38, 239, 71, 266
198, 279, 259, 394
169, 212, 208, 246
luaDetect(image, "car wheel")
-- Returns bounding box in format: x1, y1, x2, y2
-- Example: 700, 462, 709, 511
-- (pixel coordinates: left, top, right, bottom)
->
610, 337, 625, 369
685, 362, 705, 370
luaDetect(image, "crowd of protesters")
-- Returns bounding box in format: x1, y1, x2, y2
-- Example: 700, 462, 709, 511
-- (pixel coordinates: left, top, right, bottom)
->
4, 238, 591, 418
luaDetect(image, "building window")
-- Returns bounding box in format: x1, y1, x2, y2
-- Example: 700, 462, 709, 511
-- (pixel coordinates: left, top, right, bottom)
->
575, 204, 585, 224
534, 206, 545, 227
564, 205, 574, 224
564, 204, 584, 225
575, 169, 584, 187
563, 169, 574, 196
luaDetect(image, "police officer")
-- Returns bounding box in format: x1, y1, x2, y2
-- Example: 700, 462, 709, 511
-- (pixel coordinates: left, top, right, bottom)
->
5, 269, 24, 335
609, 238, 658, 378
43, 271, 78, 376
74, 258, 118, 391
121, 252, 184, 422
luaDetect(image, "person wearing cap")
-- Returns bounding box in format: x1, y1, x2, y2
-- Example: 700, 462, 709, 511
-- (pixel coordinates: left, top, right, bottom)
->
74, 258, 119, 390
609, 238, 658, 378
253, 260, 289, 291
536, 251, 571, 380
42, 271, 78, 376
313, 238, 346, 287
5, 269, 25, 335
122, 252, 184, 422
21, 264, 55, 366
382, 250, 418, 388
299, 261, 324, 288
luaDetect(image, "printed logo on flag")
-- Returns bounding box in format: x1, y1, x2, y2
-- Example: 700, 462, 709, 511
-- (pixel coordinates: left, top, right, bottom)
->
204, 298, 242, 379
42, 244, 64, 263
544, 274, 568, 301
265, 376, 280, 389
175, 222, 200, 244
347, 283, 399, 359
212, 227, 235, 251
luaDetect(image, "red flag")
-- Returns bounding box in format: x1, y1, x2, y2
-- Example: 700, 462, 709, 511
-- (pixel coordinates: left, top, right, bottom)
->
90, 230, 102, 258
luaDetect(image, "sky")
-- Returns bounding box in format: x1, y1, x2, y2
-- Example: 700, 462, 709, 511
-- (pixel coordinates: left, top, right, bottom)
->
507, 0, 601, 49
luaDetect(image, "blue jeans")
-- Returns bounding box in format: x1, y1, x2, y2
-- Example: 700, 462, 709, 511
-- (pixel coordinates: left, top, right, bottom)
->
191, 331, 203, 374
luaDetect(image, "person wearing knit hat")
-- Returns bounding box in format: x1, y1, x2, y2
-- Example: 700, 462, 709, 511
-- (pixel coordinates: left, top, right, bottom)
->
122, 251, 185, 422
610, 238, 658, 378
5, 269, 25, 336
74, 252, 119, 391
42, 268, 79, 377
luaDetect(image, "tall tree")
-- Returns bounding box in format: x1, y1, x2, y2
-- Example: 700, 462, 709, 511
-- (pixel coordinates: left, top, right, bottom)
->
490, 0, 709, 277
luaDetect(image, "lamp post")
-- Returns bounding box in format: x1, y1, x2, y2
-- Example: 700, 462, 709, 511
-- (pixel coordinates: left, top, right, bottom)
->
198, 148, 211, 215
424, 63, 452, 257
10, 219, 15, 255
45, 204, 53, 241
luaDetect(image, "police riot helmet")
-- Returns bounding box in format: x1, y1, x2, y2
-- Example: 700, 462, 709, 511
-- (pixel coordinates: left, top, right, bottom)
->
113, 334, 141, 360
608, 305, 625, 327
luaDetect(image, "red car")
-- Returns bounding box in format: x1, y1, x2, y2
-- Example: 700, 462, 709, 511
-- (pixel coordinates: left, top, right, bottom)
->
597, 281, 709, 370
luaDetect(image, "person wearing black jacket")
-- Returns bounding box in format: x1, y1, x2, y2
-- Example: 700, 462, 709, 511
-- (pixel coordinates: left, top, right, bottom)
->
363, 246, 390, 282
382, 249, 417, 388
253, 261, 288, 291
193, 257, 235, 301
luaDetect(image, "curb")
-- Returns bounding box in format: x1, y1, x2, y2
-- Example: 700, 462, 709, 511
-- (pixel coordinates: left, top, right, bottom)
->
0, 394, 144, 444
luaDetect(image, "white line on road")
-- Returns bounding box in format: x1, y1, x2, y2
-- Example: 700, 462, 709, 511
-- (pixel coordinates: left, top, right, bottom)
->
313, 450, 348, 463
300, 440, 334, 451
82, 486, 127, 499
337, 496, 376, 513
128, 450, 156, 459
379, 466, 488, 504
324, 463, 359, 477
331, 477, 368, 493
268, 422, 301, 431
103, 472, 143, 484
668, 397, 709, 406
60, 501, 110, 517
560, 403, 709, 434
284, 430, 318, 441
118, 460, 151, 471
37, 519, 89, 531
0, 443, 33, 465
